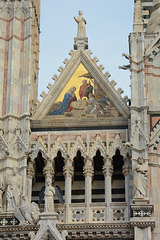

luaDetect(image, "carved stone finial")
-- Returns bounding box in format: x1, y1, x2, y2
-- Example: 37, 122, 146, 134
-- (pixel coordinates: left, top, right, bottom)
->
93, 56, 99, 63
99, 64, 104, 71
47, 82, 52, 90
63, 58, 69, 65
110, 80, 117, 87
105, 71, 111, 79
52, 74, 58, 81
133, 0, 144, 33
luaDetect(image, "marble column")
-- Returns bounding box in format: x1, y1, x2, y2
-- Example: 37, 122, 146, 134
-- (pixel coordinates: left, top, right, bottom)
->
103, 157, 113, 222
43, 159, 54, 183
27, 159, 35, 203
63, 158, 73, 223
123, 163, 131, 220
83, 156, 93, 223
123, 163, 131, 203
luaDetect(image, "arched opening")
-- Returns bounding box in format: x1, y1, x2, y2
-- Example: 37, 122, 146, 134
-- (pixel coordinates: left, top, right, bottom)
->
112, 149, 125, 202
72, 150, 85, 203
92, 150, 105, 202
32, 152, 45, 206
54, 151, 65, 204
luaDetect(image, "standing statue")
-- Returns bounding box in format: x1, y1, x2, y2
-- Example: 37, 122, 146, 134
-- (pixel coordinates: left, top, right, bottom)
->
134, 157, 148, 198
74, 10, 87, 37
44, 180, 55, 212
0, 179, 4, 212
6, 167, 23, 211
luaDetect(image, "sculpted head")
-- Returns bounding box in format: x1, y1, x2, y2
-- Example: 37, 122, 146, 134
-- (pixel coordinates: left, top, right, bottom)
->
79, 10, 83, 16
137, 157, 144, 165
13, 167, 18, 176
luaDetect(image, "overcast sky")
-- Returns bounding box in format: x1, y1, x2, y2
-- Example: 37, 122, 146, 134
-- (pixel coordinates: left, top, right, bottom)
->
38, 1, 134, 100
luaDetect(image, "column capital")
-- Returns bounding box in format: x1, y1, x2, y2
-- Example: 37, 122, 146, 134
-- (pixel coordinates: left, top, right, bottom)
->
64, 157, 73, 165
103, 164, 113, 177
43, 166, 54, 178
63, 166, 74, 178
123, 164, 131, 176
27, 160, 35, 179
83, 165, 94, 177
84, 156, 93, 166
27, 167, 35, 179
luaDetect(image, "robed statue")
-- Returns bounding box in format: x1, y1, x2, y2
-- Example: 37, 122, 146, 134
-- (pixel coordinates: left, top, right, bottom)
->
74, 10, 87, 37
134, 157, 148, 198
6, 167, 23, 211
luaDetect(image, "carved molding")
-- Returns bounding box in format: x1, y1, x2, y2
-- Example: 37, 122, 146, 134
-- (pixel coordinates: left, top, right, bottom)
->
109, 132, 128, 158
50, 136, 68, 159
70, 135, 87, 159
29, 136, 49, 160
90, 134, 107, 159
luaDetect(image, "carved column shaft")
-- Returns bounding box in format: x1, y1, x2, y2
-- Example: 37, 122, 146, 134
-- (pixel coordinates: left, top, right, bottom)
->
43, 159, 54, 183
27, 160, 35, 203
63, 158, 73, 223
83, 157, 93, 223
123, 164, 131, 203
103, 158, 113, 222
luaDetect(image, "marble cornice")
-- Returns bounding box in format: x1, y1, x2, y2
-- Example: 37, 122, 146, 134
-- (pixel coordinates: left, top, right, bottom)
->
130, 106, 149, 112
0, 113, 30, 121
57, 222, 133, 230
0, 225, 39, 232
31, 117, 129, 130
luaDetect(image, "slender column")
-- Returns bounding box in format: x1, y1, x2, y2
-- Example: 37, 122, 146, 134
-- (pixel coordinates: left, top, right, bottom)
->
63, 158, 73, 223
123, 163, 131, 221
123, 164, 131, 203
27, 159, 35, 203
103, 157, 113, 222
83, 157, 93, 223
43, 159, 54, 183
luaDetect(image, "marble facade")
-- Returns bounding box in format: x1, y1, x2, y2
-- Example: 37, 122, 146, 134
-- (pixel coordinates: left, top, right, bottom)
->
0, 0, 160, 239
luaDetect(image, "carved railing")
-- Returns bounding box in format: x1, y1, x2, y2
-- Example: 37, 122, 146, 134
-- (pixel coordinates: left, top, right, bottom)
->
70, 203, 85, 223
0, 203, 128, 226
90, 203, 106, 222
54, 204, 65, 223
55, 202, 128, 223
110, 202, 128, 222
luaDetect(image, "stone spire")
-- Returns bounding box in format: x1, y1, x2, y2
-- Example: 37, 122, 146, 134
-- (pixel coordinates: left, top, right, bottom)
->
74, 10, 88, 50
133, 0, 144, 33
146, 0, 160, 34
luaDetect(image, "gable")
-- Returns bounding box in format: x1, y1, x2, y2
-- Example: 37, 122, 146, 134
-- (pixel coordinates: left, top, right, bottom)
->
32, 50, 129, 121
48, 63, 120, 118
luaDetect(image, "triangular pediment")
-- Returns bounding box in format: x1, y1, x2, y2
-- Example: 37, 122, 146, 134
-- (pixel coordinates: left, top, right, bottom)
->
33, 49, 129, 120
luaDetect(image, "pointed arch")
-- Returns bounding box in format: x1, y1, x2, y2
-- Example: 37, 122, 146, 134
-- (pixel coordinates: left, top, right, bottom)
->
90, 134, 107, 159
50, 136, 68, 159
109, 132, 128, 159
30, 136, 49, 161
70, 135, 87, 159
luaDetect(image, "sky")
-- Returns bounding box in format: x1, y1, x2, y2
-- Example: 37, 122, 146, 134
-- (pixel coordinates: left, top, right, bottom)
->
38, 1, 135, 100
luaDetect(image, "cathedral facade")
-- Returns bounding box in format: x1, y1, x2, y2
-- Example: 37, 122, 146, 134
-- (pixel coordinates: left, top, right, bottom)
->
0, 0, 160, 239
